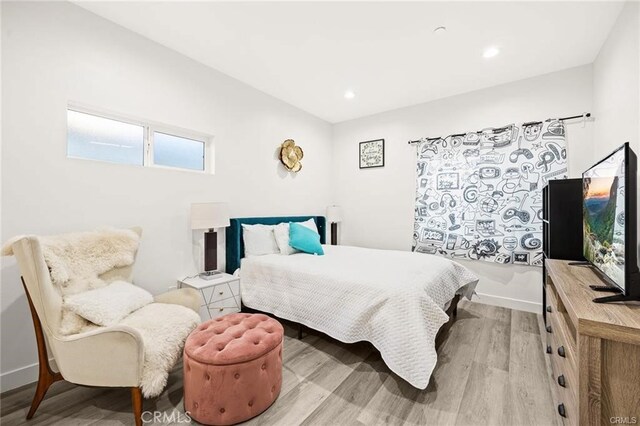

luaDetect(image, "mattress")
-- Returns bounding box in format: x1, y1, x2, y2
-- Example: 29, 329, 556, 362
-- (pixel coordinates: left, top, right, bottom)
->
239, 244, 478, 388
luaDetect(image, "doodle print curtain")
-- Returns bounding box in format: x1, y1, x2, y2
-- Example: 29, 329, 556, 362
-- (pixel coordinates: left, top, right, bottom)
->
413, 120, 567, 266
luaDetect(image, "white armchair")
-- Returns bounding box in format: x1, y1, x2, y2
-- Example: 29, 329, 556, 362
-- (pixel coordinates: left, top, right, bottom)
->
6, 228, 200, 426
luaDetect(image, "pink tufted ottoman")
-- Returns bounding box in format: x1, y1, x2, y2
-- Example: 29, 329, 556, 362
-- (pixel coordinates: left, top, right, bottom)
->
183, 313, 283, 425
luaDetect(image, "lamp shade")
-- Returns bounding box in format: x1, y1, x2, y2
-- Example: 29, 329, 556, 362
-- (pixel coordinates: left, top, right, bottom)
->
326, 205, 342, 223
191, 202, 230, 230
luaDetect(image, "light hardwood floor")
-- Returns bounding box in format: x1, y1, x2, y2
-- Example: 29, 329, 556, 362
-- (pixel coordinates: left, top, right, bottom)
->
0, 301, 561, 425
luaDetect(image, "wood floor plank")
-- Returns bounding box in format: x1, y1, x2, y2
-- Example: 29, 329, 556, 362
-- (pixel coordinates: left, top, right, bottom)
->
460, 299, 511, 323
248, 380, 333, 425
1, 302, 560, 426
283, 334, 322, 363
281, 335, 353, 392
300, 352, 388, 426
508, 327, 560, 426
251, 338, 373, 425
356, 372, 421, 425
405, 404, 459, 426
511, 309, 541, 334
454, 362, 511, 426
473, 314, 512, 372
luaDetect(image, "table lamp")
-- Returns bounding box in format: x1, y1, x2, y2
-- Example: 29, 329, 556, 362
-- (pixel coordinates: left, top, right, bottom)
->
326, 205, 342, 246
191, 202, 230, 279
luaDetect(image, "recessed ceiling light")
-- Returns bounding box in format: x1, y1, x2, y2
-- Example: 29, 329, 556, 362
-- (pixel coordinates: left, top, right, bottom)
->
344, 90, 355, 100
433, 26, 447, 35
483, 46, 500, 59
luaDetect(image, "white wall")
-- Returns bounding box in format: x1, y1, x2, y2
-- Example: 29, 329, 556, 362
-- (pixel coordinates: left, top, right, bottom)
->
592, 1, 640, 266
332, 66, 594, 313
1, 0, 637, 396
0, 2, 332, 391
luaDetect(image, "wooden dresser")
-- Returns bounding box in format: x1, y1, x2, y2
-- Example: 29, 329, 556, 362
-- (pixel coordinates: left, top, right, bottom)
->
544, 259, 640, 425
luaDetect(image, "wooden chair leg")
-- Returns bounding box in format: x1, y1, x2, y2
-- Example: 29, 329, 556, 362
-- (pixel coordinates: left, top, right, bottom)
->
131, 387, 143, 426
23, 278, 64, 420
26, 369, 63, 419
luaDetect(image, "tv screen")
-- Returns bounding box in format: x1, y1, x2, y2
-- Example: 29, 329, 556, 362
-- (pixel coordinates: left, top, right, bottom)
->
582, 145, 626, 290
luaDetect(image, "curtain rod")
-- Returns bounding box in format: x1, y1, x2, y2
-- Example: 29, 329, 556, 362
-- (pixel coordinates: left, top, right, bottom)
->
407, 112, 591, 145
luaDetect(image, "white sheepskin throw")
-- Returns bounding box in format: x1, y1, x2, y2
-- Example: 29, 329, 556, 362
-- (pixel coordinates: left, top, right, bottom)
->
37, 228, 140, 334
40, 228, 140, 293
120, 303, 200, 398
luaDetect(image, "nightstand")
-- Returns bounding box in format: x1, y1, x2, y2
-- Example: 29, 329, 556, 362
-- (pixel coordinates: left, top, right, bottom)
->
177, 273, 241, 319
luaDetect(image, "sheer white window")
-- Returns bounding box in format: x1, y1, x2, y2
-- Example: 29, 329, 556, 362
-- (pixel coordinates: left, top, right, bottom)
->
67, 106, 210, 173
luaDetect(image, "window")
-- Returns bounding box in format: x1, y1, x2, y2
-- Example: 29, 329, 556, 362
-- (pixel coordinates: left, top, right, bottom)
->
153, 131, 205, 171
67, 110, 144, 166
67, 106, 210, 172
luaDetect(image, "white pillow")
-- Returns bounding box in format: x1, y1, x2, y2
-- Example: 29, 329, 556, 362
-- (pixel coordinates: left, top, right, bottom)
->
242, 224, 279, 257
274, 219, 320, 255
299, 218, 319, 234
64, 281, 153, 327
274, 223, 299, 255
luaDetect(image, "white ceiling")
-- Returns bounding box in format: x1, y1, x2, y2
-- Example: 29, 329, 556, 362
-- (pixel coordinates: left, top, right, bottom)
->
76, 1, 624, 123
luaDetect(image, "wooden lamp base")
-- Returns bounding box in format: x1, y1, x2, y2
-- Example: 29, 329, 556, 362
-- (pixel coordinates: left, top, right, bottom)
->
330, 222, 338, 246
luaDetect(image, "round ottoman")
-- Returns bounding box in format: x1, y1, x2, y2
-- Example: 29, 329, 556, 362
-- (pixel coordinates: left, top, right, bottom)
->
183, 313, 284, 425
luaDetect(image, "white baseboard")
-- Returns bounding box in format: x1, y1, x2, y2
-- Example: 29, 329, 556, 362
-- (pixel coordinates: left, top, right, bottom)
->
0, 359, 56, 393
473, 292, 542, 314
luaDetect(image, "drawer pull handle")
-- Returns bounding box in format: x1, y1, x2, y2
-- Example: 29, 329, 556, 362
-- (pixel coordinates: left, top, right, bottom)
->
219, 308, 224, 312
546, 345, 552, 354
558, 346, 566, 358
546, 306, 552, 313
557, 375, 566, 387
558, 403, 566, 418
219, 291, 224, 295
546, 325, 552, 333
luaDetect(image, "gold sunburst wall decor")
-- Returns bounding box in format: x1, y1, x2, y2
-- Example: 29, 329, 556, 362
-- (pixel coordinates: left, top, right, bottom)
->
280, 139, 304, 172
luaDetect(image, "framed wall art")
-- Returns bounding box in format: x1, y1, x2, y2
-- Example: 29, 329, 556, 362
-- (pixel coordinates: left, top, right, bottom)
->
359, 139, 385, 169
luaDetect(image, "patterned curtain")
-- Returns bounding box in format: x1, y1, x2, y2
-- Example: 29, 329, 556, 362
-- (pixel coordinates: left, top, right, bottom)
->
413, 120, 567, 266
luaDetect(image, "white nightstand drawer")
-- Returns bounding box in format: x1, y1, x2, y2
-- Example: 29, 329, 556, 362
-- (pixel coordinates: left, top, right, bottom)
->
208, 296, 238, 308
207, 303, 240, 319
209, 285, 236, 304
228, 280, 240, 296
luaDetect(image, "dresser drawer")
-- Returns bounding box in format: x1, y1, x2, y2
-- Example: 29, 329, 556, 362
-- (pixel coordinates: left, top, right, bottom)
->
555, 385, 578, 426
549, 341, 578, 403
546, 283, 558, 310
547, 310, 578, 406
548, 310, 577, 371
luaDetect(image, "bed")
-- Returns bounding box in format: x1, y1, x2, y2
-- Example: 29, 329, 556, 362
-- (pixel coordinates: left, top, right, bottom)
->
225, 216, 478, 389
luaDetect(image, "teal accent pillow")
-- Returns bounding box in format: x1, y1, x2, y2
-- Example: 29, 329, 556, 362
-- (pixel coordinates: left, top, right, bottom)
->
289, 222, 324, 255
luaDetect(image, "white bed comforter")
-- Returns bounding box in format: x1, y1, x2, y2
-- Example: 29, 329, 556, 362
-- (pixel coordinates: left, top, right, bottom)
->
240, 245, 478, 389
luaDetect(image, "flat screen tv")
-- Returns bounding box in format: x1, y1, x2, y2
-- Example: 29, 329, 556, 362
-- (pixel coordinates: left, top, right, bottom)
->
582, 142, 639, 303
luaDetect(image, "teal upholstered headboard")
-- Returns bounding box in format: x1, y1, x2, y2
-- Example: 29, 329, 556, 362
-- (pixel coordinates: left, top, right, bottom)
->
225, 216, 326, 274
